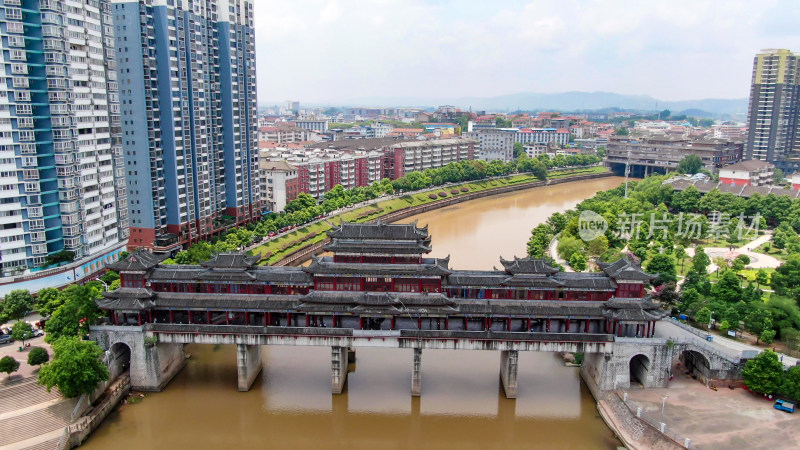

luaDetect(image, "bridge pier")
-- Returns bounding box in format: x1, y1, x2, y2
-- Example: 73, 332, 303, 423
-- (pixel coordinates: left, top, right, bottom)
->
412, 348, 422, 396
236, 344, 262, 392
500, 350, 518, 399
332, 346, 349, 394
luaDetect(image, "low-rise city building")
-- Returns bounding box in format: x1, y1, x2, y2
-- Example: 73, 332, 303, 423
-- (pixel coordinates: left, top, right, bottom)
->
605, 136, 743, 176
718, 160, 775, 186
259, 160, 300, 213
463, 129, 515, 161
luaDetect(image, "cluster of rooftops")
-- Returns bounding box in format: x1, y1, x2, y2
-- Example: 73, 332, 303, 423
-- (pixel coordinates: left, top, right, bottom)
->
108, 221, 655, 289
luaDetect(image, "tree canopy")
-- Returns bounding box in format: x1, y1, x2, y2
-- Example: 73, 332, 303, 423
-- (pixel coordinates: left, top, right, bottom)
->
37, 337, 109, 398
2, 290, 34, 322
27, 347, 49, 366
742, 350, 784, 394
0, 356, 20, 378
677, 154, 703, 175
44, 285, 103, 343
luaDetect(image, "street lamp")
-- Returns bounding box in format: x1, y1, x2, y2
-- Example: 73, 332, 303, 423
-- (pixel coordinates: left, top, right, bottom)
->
661, 395, 669, 429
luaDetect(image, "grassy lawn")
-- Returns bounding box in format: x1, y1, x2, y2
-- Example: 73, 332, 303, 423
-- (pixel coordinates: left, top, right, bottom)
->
738, 268, 774, 284
252, 167, 610, 265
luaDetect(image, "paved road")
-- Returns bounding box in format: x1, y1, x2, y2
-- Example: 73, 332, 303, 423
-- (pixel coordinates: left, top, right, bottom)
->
655, 319, 799, 368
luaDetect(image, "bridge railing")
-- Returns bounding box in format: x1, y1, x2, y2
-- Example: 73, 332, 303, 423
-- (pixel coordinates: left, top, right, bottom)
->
617, 335, 742, 364
148, 323, 614, 344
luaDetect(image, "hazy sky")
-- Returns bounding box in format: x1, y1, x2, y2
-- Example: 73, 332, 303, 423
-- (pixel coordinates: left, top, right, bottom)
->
253, 0, 800, 105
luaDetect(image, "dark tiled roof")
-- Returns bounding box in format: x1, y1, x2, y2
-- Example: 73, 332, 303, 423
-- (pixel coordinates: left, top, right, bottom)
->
555, 273, 617, 290
98, 287, 157, 310
597, 258, 656, 281
200, 253, 260, 269
502, 274, 564, 288
724, 159, 773, 171
303, 256, 450, 276
107, 250, 169, 272
323, 239, 432, 255
328, 220, 429, 240
149, 266, 313, 285
499, 256, 558, 274
446, 271, 508, 286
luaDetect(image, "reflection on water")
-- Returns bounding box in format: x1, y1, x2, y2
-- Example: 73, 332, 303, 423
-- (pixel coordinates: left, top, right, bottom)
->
84, 177, 624, 450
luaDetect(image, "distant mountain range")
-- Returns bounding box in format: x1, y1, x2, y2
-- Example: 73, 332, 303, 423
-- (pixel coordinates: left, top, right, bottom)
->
271, 91, 749, 119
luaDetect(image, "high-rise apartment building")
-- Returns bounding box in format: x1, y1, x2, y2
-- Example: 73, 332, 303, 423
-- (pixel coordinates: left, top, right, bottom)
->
0, 0, 129, 277
745, 49, 800, 166
112, 0, 260, 251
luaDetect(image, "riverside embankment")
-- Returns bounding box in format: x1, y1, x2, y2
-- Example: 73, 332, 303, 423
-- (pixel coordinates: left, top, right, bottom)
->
81, 175, 625, 450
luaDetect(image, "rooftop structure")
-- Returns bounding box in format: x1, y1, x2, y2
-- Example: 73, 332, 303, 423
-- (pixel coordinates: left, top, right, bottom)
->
606, 135, 743, 177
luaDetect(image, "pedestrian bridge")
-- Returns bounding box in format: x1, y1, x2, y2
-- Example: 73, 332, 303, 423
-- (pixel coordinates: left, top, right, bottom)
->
90, 319, 751, 400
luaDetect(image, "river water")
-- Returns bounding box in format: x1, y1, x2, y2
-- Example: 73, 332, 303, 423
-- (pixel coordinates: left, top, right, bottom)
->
84, 176, 625, 450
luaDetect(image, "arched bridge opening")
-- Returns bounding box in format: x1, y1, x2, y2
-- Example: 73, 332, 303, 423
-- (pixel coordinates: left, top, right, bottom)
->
109, 342, 132, 381
678, 349, 711, 383
629, 354, 651, 387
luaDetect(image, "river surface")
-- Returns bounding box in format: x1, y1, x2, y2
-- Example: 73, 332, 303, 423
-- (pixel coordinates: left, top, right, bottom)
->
84, 176, 625, 450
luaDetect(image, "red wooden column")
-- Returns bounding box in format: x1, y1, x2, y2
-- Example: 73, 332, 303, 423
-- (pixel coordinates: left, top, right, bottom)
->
546, 318, 551, 332
565, 318, 571, 333
286, 313, 291, 326
464, 317, 469, 331
245, 312, 250, 326
506, 318, 511, 331
584, 319, 590, 333
305, 315, 309, 327
391, 316, 396, 330
445, 317, 449, 330
418, 317, 422, 330
207, 311, 211, 324
147, 310, 152, 323
359, 317, 364, 329
169, 310, 174, 323
112, 312, 118, 325
187, 310, 192, 324
617, 323, 622, 337
137, 313, 142, 326
526, 318, 532, 332
635, 324, 640, 337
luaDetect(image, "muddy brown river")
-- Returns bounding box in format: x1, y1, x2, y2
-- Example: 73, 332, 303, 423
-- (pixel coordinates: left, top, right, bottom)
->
84, 176, 625, 449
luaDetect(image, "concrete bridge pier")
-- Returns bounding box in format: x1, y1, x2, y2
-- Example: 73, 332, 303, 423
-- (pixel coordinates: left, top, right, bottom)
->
411, 348, 422, 396
500, 350, 519, 399
332, 346, 349, 394
237, 344, 262, 392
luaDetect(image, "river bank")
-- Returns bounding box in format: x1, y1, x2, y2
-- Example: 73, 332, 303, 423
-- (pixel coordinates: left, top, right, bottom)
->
79, 175, 625, 449
269, 167, 613, 267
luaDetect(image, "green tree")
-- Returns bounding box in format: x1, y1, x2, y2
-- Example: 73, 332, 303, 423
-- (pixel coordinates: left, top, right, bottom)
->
569, 252, 587, 271
646, 253, 677, 285
0, 356, 20, 378
745, 308, 773, 344
692, 247, 711, 274
35, 288, 62, 318
11, 321, 33, 346
615, 127, 629, 136
2, 289, 34, 322
754, 270, 769, 288
742, 350, 784, 394
27, 347, 49, 366
712, 270, 743, 303
513, 142, 524, 159
761, 329, 777, 345
781, 365, 800, 401
719, 320, 731, 335
674, 245, 688, 272
660, 109, 671, 119
677, 154, 703, 175
587, 236, 609, 256
771, 255, 800, 300
782, 328, 800, 356
37, 337, 109, 398
44, 285, 102, 343
696, 307, 712, 329
557, 235, 584, 261
773, 168, 785, 185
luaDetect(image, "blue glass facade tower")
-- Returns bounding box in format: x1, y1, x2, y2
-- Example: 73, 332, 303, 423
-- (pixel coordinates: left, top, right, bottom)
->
112, 0, 260, 250
0, 0, 128, 277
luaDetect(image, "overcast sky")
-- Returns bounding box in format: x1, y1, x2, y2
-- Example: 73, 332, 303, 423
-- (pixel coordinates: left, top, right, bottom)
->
253, 0, 800, 105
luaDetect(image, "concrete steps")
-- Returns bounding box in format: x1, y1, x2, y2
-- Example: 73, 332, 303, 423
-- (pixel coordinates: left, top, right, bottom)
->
0, 399, 75, 446
0, 377, 62, 415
